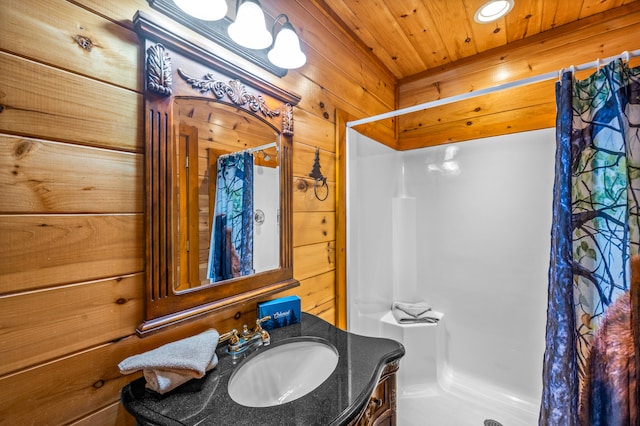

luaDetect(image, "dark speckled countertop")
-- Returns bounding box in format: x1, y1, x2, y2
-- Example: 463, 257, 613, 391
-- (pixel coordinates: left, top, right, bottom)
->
121, 312, 405, 425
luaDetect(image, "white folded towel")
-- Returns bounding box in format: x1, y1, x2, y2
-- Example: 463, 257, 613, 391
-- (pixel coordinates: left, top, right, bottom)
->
118, 329, 220, 394
392, 301, 442, 323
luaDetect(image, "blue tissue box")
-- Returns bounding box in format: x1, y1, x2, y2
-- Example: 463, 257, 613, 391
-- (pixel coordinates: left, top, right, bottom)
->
257, 296, 301, 331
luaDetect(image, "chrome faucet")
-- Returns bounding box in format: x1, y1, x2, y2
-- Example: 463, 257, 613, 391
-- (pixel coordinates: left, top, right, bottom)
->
219, 315, 271, 356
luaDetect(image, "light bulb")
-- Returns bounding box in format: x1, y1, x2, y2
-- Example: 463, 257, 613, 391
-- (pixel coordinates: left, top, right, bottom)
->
173, 0, 228, 21
268, 23, 306, 69
228, 0, 272, 49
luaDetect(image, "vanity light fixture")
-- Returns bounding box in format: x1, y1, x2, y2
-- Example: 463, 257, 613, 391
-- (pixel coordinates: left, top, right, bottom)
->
474, 0, 514, 23
268, 14, 307, 69
173, 0, 228, 21
165, 0, 306, 73
228, 0, 273, 50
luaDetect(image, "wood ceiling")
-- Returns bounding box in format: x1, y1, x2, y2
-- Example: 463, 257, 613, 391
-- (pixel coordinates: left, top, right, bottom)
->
318, 0, 639, 80
315, 0, 640, 148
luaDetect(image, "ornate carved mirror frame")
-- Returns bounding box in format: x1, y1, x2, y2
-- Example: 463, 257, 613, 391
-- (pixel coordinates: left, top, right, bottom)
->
133, 11, 300, 335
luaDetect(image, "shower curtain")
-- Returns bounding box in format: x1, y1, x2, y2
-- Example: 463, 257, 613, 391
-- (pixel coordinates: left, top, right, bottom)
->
207, 151, 254, 282
540, 59, 640, 425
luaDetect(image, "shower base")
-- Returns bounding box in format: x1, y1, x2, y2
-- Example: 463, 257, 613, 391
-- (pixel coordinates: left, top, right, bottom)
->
396, 380, 538, 426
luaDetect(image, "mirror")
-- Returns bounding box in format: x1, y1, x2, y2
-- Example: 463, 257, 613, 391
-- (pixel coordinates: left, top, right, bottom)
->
174, 99, 282, 290
172, 98, 280, 291
134, 11, 300, 335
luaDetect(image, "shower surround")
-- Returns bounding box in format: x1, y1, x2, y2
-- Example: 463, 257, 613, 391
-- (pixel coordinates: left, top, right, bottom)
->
346, 127, 555, 425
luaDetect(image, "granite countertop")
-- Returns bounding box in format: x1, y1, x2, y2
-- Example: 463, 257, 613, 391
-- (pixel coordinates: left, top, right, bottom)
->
121, 312, 405, 426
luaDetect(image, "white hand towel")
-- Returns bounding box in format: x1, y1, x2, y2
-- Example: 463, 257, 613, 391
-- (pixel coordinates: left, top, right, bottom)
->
392, 301, 432, 317
118, 329, 219, 394
396, 309, 443, 324
392, 301, 442, 323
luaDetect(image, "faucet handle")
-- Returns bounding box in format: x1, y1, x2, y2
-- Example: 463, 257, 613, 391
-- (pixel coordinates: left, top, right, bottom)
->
218, 329, 239, 345
241, 324, 250, 336
255, 315, 271, 330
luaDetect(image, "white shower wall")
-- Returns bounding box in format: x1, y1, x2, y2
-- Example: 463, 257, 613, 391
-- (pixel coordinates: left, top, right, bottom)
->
346, 127, 555, 406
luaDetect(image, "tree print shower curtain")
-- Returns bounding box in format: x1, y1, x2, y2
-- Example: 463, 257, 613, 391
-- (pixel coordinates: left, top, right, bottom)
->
540, 59, 640, 425
207, 151, 254, 283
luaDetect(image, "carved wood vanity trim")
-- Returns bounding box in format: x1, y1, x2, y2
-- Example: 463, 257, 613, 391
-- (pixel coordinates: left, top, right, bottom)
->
352, 360, 400, 426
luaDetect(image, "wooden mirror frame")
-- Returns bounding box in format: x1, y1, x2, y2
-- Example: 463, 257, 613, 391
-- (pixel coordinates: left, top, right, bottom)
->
133, 11, 300, 335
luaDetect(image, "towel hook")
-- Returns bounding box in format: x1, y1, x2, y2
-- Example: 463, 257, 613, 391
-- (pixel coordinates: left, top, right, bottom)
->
596, 58, 602, 71
623, 50, 630, 63
314, 178, 329, 201
308, 148, 328, 201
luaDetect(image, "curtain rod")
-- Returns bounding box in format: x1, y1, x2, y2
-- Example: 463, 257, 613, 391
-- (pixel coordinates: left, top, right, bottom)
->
217, 142, 277, 160
245, 141, 277, 153
347, 49, 640, 128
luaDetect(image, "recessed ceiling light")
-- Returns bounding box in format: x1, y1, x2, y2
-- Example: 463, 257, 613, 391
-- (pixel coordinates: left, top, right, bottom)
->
474, 0, 514, 23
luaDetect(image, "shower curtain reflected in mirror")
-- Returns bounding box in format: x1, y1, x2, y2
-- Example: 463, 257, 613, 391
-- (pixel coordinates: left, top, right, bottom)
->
207, 151, 254, 283
540, 59, 640, 425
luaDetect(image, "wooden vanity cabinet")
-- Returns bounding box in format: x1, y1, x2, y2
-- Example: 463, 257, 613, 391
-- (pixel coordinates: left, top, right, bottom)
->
353, 361, 399, 426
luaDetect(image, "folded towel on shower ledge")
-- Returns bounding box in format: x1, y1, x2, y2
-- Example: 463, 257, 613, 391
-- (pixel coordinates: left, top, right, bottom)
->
392, 301, 443, 324
118, 329, 220, 394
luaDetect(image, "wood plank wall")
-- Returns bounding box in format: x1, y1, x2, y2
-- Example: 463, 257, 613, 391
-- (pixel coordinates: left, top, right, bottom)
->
0, 0, 395, 424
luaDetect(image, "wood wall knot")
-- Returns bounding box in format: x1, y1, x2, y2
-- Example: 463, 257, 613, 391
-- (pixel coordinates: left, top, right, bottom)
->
326, 242, 335, 264
14, 140, 35, 159
73, 35, 93, 52
296, 179, 308, 192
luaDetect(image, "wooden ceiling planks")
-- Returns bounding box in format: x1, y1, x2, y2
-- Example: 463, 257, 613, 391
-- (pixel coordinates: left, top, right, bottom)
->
579, 0, 626, 18
321, 0, 640, 79
539, 1, 582, 32
504, 0, 545, 42
420, 0, 479, 63
383, 0, 448, 71
321, 0, 426, 77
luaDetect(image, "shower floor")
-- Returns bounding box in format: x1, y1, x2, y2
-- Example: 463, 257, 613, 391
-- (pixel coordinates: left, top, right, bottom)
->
396, 384, 538, 426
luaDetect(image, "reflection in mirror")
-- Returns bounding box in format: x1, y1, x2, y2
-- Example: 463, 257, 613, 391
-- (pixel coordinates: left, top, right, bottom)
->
174, 99, 281, 290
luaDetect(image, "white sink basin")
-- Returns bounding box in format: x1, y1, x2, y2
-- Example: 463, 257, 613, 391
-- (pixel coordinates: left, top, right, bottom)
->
227, 338, 339, 407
